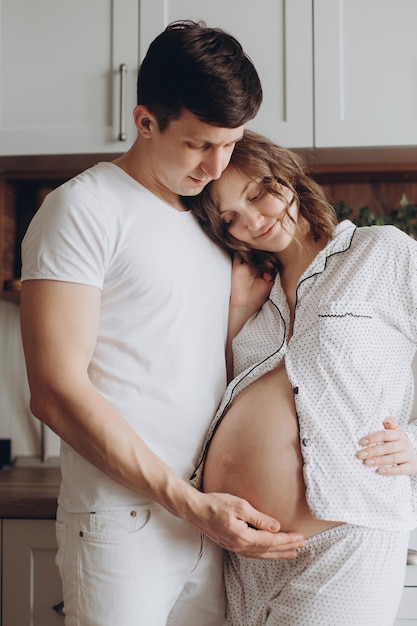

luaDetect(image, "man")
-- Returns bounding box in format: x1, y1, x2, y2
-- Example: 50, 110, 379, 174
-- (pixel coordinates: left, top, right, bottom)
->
20, 21, 305, 626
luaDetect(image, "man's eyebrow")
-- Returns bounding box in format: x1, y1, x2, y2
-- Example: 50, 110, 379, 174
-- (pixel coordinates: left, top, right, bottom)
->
188, 134, 244, 147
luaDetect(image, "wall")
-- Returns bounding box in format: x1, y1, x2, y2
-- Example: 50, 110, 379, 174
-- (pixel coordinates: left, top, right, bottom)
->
0, 299, 59, 461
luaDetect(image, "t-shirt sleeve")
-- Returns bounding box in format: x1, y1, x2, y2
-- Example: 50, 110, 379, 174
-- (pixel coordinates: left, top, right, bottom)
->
21, 180, 111, 289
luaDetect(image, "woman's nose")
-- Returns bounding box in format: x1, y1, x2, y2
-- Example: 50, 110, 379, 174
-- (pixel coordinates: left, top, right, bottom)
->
245, 209, 264, 231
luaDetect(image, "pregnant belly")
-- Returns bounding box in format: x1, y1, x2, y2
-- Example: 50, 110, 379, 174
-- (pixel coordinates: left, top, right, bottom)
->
202, 364, 342, 538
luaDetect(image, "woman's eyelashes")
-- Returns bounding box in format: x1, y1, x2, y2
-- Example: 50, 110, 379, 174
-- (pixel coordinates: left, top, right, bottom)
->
223, 212, 237, 226
249, 188, 264, 203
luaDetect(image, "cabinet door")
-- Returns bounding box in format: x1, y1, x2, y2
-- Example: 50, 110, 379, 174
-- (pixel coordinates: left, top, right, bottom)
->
0, 0, 138, 156
139, 0, 313, 148
314, 0, 417, 147
395, 528, 417, 624
405, 527, 417, 586
2, 519, 63, 626
395, 588, 417, 624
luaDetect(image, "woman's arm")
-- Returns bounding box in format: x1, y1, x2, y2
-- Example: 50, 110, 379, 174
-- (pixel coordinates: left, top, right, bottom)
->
226, 256, 273, 380
356, 417, 417, 476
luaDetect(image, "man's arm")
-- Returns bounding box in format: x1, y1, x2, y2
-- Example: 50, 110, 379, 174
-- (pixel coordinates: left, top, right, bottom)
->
20, 279, 305, 558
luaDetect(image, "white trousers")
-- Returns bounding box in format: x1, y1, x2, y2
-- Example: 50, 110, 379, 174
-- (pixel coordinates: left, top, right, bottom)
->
225, 524, 409, 626
55, 504, 225, 626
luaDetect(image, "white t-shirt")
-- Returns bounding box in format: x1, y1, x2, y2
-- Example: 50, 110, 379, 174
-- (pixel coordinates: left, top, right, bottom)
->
22, 162, 231, 511
193, 220, 417, 532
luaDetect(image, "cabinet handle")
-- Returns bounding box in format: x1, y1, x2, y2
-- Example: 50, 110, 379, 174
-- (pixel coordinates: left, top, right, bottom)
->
408, 549, 417, 566
52, 600, 65, 615
118, 63, 127, 141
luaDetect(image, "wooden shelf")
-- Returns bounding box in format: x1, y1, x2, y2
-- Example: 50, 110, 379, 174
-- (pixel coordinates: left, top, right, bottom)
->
0, 466, 60, 519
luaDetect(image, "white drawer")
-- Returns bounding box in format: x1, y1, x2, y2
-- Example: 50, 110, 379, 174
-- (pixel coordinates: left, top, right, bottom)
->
396, 587, 417, 620
405, 564, 417, 586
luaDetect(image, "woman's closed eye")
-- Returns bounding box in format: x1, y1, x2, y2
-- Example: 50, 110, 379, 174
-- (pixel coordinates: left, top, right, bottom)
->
221, 212, 238, 226
249, 189, 264, 203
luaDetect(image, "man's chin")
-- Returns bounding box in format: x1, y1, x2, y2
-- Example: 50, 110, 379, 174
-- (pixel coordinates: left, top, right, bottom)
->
180, 185, 207, 197
183, 190, 203, 197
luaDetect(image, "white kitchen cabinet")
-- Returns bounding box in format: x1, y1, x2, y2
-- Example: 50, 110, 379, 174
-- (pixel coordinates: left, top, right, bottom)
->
0, 0, 138, 155
395, 528, 417, 625
136, 0, 417, 149
314, 0, 417, 148
131, 0, 314, 148
1, 0, 416, 155
1, 519, 63, 626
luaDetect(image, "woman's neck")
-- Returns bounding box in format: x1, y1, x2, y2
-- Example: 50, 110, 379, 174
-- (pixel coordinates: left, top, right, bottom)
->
278, 232, 328, 318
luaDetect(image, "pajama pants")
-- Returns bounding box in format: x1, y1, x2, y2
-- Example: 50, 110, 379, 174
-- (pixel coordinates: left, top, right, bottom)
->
225, 524, 409, 626
55, 504, 225, 626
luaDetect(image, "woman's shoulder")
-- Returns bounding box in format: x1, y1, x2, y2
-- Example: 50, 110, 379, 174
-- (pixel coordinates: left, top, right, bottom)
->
355, 223, 416, 248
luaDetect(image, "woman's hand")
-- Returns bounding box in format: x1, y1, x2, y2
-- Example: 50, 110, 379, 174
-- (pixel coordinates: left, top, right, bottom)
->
356, 417, 417, 476
229, 254, 273, 321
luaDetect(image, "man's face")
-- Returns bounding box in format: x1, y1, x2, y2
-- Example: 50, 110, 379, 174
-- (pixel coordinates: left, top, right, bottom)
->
138, 107, 245, 205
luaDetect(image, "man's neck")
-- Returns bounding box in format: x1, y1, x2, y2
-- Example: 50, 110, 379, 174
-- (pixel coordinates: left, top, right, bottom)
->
112, 144, 186, 211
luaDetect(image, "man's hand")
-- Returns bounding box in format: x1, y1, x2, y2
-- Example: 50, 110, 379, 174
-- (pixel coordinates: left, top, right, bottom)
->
356, 417, 417, 476
185, 490, 306, 559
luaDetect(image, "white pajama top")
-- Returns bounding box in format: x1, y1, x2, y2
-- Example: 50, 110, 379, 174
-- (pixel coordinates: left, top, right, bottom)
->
192, 220, 417, 532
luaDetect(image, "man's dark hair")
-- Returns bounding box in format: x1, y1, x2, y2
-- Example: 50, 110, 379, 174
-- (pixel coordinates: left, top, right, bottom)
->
137, 20, 262, 131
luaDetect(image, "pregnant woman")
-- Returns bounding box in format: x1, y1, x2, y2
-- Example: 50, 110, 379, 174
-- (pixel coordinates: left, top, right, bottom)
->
186, 130, 417, 626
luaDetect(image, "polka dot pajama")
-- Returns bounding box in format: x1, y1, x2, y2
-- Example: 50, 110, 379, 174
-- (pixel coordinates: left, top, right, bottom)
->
224, 524, 409, 626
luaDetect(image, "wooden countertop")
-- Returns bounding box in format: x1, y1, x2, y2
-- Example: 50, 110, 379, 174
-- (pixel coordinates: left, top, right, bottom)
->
0, 466, 60, 519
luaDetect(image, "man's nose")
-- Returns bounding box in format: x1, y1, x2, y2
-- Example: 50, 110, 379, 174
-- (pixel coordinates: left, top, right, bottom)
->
201, 149, 224, 180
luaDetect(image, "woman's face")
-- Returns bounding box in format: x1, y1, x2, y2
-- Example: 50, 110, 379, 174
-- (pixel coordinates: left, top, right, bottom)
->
212, 166, 299, 254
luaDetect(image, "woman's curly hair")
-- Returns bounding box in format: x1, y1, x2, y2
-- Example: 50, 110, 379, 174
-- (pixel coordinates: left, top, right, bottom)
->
183, 129, 337, 276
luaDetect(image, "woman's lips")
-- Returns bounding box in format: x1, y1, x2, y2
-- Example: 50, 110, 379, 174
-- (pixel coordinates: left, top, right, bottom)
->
256, 220, 278, 239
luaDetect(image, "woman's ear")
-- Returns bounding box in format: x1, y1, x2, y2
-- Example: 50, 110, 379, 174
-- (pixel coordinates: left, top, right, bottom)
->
133, 105, 157, 137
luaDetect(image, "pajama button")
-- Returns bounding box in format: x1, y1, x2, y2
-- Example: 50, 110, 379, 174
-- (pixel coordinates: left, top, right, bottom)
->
130, 510, 137, 517
302, 438, 310, 446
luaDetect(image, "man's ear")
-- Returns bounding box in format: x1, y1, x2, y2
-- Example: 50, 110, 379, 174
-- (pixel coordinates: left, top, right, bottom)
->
133, 105, 157, 137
